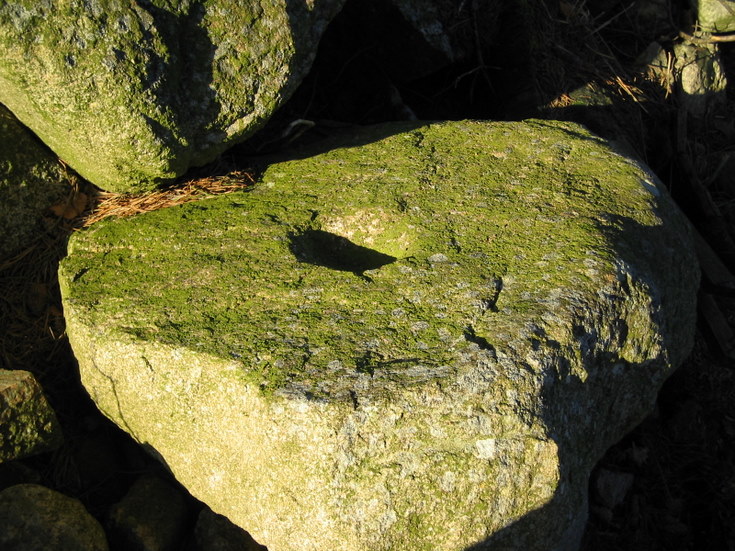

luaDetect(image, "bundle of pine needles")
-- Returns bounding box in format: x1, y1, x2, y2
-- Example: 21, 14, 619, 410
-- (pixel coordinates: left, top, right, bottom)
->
80, 170, 255, 227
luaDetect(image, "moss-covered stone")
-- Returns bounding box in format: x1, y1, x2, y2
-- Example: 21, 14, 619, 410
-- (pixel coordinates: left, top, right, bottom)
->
0, 0, 344, 193
0, 105, 71, 259
59, 120, 698, 551
0, 370, 63, 463
0, 484, 108, 551
692, 0, 735, 33
673, 41, 727, 117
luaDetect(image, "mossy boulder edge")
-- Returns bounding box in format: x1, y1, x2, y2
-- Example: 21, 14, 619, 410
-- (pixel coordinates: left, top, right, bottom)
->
0, 0, 344, 193
59, 120, 699, 551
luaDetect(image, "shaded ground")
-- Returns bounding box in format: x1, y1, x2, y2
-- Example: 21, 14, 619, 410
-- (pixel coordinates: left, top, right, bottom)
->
1, 0, 734, 549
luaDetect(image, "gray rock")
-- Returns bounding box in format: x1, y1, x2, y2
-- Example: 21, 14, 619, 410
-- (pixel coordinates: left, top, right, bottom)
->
71, 431, 138, 515
0, 105, 71, 259
59, 120, 699, 551
672, 41, 727, 117
195, 507, 266, 551
107, 474, 188, 551
691, 0, 735, 33
542, 82, 642, 159
0, 483, 108, 551
0, 369, 63, 462
0, 0, 345, 193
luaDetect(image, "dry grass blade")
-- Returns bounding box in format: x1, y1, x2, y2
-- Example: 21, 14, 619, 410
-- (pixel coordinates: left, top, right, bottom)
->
610, 76, 644, 104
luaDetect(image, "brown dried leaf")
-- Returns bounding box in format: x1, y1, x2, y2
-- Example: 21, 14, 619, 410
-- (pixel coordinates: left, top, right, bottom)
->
49, 203, 67, 217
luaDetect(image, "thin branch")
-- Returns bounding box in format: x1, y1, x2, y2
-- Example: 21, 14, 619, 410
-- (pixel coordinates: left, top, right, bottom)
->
679, 30, 735, 44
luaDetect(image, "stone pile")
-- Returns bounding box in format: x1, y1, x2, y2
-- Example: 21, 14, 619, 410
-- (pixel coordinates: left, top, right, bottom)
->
0, 1, 711, 550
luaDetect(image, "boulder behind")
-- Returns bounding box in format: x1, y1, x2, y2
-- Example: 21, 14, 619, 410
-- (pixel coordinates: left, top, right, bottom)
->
0, 0, 344, 193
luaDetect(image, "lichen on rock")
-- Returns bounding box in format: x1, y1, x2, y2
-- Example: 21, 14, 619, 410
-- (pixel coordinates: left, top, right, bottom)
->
59, 120, 699, 551
0, 0, 345, 193
0, 370, 63, 462
692, 0, 735, 33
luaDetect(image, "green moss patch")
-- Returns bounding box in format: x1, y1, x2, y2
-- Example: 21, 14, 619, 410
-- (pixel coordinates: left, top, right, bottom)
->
58, 119, 699, 551
0, 0, 344, 192
61, 119, 687, 399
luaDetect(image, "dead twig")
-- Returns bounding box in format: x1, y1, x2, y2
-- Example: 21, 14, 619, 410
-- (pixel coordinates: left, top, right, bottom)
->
679, 30, 735, 44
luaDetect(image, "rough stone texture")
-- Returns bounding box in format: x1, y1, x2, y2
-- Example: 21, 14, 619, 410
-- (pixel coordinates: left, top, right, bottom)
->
0, 0, 345, 193
0, 483, 109, 551
195, 508, 267, 551
673, 42, 728, 117
59, 120, 699, 551
692, 0, 735, 32
107, 474, 188, 551
0, 104, 71, 259
543, 82, 643, 160
0, 369, 63, 462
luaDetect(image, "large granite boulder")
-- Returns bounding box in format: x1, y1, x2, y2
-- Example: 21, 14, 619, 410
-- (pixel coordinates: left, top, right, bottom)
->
0, 105, 71, 259
0, 0, 344, 193
59, 120, 699, 551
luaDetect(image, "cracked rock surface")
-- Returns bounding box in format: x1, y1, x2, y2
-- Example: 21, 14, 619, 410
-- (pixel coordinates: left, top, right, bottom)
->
59, 120, 699, 551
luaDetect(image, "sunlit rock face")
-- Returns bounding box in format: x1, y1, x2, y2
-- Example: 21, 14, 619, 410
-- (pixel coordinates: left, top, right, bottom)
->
693, 0, 735, 32
60, 120, 699, 551
0, 0, 345, 193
